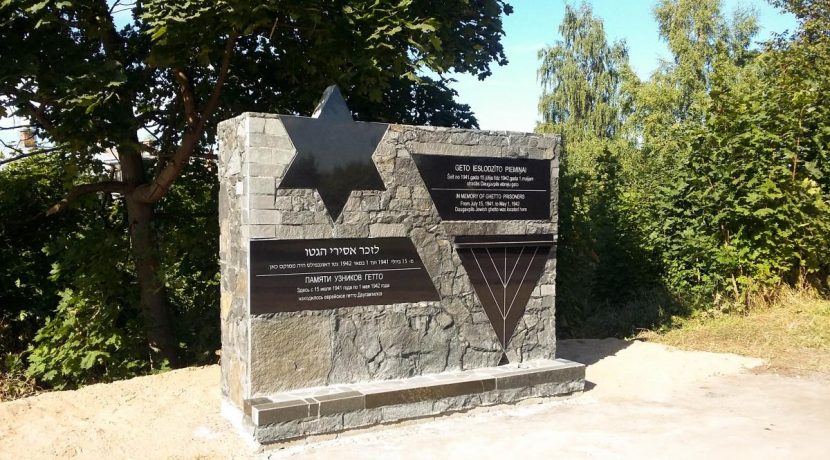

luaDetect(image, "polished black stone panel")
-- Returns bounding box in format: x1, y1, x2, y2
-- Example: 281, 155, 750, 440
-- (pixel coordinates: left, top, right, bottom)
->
412, 154, 551, 220
455, 234, 555, 349
278, 86, 388, 220
249, 237, 440, 314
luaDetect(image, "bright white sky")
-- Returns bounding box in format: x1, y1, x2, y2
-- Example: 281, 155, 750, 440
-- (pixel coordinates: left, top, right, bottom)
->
0, 1, 798, 152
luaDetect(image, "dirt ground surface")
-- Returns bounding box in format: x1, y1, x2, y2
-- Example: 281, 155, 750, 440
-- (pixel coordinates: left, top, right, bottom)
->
2, 339, 828, 459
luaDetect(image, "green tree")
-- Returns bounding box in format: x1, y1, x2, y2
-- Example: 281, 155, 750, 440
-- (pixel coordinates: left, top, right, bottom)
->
537, 3, 661, 336
536, 2, 632, 138
0, 0, 512, 367
625, 0, 762, 304
652, 0, 758, 114
628, 0, 758, 181
634, 0, 829, 307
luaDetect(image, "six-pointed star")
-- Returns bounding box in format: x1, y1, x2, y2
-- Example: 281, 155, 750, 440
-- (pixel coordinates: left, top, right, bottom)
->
278, 86, 389, 220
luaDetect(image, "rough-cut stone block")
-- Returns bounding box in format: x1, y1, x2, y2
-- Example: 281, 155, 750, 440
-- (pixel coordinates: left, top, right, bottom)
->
264, 117, 288, 136
250, 195, 275, 210
494, 361, 584, 390
249, 209, 281, 225
250, 316, 333, 395
316, 391, 366, 416
247, 116, 266, 134
244, 397, 271, 417
274, 225, 332, 239
248, 177, 275, 195
343, 409, 382, 429
247, 147, 277, 164
243, 358, 583, 444
366, 378, 492, 409
248, 133, 278, 148
252, 399, 311, 425
369, 223, 406, 237
246, 163, 284, 179
248, 225, 276, 239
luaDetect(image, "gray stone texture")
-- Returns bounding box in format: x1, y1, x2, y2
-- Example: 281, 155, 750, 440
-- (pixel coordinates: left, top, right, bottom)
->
247, 358, 584, 444
217, 113, 561, 404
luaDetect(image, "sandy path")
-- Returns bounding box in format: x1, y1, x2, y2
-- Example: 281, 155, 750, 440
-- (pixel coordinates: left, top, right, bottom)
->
0, 366, 248, 459
2, 339, 828, 459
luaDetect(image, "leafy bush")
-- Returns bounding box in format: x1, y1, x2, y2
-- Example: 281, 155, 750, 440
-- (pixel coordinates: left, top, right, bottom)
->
26, 289, 148, 388
0, 155, 221, 389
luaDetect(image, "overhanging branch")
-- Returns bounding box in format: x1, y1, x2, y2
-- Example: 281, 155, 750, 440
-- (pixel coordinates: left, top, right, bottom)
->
27, 102, 54, 133
46, 181, 133, 216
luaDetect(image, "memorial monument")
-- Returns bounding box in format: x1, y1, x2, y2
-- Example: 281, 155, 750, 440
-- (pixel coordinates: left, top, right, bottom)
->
217, 86, 585, 443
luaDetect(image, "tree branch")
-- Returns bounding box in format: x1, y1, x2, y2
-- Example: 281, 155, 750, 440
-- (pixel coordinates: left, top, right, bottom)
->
197, 33, 239, 129
27, 102, 55, 133
134, 33, 238, 204
173, 69, 198, 129
0, 148, 59, 166
47, 181, 133, 216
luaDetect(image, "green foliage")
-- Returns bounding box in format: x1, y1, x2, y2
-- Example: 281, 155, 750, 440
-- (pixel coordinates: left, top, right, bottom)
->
154, 160, 221, 365
0, 353, 38, 401
1, 154, 222, 388
537, 2, 629, 139
655, 1, 830, 304
0, 154, 143, 387
0, 156, 77, 359
540, 0, 830, 337
26, 289, 147, 389
1, 0, 511, 391
537, 3, 667, 336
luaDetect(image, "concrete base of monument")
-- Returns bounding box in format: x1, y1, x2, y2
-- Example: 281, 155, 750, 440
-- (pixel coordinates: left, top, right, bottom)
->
228, 358, 585, 444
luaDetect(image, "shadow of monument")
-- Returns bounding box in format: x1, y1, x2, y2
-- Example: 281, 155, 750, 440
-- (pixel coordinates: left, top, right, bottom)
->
556, 338, 633, 392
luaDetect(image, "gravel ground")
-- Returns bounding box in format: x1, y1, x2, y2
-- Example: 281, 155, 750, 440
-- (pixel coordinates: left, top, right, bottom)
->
2, 339, 827, 459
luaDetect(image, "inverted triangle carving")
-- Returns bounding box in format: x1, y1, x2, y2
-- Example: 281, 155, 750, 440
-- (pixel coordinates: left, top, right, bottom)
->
456, 236, 553, 350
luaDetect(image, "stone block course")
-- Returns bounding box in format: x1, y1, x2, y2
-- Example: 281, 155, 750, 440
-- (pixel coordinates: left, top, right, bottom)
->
243, 358, 584, 443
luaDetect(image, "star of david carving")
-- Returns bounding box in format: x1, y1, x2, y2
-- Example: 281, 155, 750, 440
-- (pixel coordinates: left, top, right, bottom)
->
278, 85, 389, 220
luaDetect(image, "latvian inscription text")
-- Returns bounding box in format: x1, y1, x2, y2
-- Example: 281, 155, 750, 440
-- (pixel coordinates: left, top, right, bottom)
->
249, 237, 439, 314
412, 154, 551, 220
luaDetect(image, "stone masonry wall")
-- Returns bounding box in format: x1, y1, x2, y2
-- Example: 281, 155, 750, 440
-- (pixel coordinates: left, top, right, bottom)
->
217, 113, 560, 403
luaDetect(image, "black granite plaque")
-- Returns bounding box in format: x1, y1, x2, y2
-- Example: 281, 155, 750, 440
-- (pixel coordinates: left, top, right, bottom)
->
455, 234, 555, 349
412, 154, 551, 221
250, 237, 439, 314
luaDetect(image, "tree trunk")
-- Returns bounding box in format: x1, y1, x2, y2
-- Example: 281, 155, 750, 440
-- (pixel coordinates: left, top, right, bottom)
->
125, 196, 180, 368
119, 146, 181, 368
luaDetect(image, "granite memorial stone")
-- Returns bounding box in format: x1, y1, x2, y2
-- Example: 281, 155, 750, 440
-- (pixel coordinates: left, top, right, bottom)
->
217, 86, 584, 444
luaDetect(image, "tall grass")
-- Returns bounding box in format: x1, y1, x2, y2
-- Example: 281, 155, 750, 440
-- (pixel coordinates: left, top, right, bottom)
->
639, 286, 830, 376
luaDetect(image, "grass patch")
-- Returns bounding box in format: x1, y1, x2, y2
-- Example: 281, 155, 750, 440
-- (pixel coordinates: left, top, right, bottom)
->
638, 288, 830, 377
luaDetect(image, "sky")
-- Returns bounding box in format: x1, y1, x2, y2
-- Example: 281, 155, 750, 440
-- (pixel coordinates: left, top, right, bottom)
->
0, 1, 800, 151
451, 0, 799, 132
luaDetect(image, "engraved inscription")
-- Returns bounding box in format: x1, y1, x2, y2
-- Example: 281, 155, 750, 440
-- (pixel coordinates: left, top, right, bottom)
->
412, 154, 551, 220
250, 237, 440, 313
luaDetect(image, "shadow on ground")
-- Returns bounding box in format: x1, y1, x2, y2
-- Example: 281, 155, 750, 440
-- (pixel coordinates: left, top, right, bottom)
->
556, 338, 633, 392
